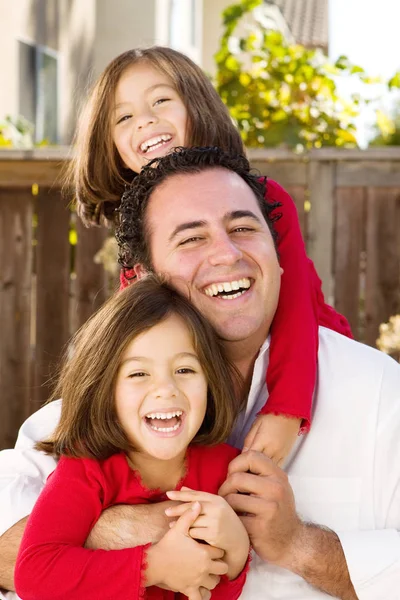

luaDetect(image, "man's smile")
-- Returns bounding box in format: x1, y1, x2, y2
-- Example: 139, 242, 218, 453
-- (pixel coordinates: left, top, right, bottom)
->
203, 277, 252, 300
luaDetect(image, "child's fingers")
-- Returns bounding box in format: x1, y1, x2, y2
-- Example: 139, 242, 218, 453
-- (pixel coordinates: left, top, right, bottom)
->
174, 501, 202, 535
165, 502, 194, 518
188, 527, 211, 542
200, 587, 211, 600
166, 489, 213, 503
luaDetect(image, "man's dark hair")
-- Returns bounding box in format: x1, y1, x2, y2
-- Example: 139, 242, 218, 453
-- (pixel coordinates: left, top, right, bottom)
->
116, 146, 281, 272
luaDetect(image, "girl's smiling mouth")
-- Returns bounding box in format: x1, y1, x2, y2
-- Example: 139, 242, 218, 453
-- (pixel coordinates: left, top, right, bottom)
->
139, 134, 173, 154
144, 409, 185, 435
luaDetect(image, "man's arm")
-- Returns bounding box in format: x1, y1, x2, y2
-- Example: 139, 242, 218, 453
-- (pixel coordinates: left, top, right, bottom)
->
219, 451, 358, 599
85, 501, 175, 549
280, 522, 357, 599
0, 517, 28, 592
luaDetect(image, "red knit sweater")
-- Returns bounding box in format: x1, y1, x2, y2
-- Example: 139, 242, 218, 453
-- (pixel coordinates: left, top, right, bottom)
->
15, 444, 248, 600
120, 179, 352, 431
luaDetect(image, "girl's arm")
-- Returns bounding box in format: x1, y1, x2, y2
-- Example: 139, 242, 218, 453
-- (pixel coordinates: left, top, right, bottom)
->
14, 457, 149, 600
261, 179, 319, 426
244, 179, 352, 459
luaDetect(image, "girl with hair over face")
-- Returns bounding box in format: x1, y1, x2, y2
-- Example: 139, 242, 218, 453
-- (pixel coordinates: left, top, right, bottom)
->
14, 277, 250, 600
66, 46, 352, 464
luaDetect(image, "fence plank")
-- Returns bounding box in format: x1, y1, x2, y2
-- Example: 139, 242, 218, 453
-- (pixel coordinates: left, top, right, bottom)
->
33, 188, 71, 410
337, 161, 400, 187
307, 160, 335, 301
364, 189, 400, 347
250, 160, 308, 187
283, 185, 307, 240
75, 221, 108, 328
0, 189, 33, 449
333, 188, 366, 337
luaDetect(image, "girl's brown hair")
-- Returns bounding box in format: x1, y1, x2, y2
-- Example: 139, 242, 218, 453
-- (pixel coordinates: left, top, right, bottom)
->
37, 276, 242, 459
65, 46, 244, 227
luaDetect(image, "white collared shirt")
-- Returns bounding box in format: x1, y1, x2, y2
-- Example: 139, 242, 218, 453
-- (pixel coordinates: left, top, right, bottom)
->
1, 328, 400, 599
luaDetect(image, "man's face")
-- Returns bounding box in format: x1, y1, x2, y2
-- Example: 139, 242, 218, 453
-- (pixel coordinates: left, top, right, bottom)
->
143, 168, 282, 349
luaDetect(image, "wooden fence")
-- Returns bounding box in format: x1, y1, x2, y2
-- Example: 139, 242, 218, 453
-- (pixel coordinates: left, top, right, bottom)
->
1, 147, 400, 449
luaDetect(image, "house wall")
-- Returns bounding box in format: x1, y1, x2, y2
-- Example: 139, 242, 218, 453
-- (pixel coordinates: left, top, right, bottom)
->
0, 0, 204, 144
202, 0, 231, 76
0, 0, 59, 121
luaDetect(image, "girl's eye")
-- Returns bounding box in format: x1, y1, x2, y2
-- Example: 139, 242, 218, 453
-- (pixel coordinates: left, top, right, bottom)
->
176, 368, 196, 375
128, 371, 148, 378
116, 114, 132, 125
154, 98, 170, 106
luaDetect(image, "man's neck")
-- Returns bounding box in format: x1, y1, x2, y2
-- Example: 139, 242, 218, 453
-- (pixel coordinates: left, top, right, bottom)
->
224, 333, 267, 393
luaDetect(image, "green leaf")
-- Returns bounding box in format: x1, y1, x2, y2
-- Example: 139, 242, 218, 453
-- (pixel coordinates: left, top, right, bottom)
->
388, 71, 400, 89
214, 0, 366, 149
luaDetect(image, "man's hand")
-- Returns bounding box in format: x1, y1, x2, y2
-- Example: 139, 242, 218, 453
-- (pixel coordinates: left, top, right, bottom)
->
147, 502, 228, 599
165, 486, 250, 579
243, 414, 301, 465
85, 501, 178, 549
219, 451, 358, 599
218, 450, 301, 565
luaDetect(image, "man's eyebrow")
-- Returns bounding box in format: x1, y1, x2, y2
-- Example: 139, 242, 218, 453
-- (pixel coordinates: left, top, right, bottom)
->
169, 220, 207, 243
226, 210, 262, 223
115, 84, 174, 110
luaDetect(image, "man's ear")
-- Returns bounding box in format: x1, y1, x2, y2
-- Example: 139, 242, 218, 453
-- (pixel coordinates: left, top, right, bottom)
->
280, 267, 284, 276
134, 263, 148, 280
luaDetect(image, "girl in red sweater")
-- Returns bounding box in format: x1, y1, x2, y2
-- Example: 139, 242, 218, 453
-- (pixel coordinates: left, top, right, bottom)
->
15, 277, 250, 600
66, 46, 352, 465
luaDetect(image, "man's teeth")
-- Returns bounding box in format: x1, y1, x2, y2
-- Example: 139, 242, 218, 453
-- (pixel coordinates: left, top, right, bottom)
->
140, 134, 172, 153
204, 278, 251, 299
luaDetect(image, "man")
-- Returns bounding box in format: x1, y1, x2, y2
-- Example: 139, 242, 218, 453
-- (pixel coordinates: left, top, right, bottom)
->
1, 147, 400, 599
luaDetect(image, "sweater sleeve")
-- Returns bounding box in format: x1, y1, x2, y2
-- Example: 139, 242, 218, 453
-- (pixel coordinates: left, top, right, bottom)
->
260, 179, 352, 430
14, 456, 149, 600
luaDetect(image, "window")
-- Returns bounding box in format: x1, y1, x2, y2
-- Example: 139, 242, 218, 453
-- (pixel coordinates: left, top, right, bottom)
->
18, 41, 59, 144
168, 0, 201, 63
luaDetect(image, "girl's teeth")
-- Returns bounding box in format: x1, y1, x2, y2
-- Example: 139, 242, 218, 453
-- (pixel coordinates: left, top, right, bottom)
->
146, 411, 182, 419
149, 422, 180, 433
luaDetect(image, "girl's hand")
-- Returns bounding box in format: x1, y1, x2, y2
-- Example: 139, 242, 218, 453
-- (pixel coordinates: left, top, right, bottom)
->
166, 488, 250, 580
147, 501, 228, 596
243, 414, 301, 465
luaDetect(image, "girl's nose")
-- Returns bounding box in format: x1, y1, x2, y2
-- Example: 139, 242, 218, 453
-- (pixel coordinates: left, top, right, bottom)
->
135, 110, 157, 130
153, 379, 178, 399
208, 235, 243, 267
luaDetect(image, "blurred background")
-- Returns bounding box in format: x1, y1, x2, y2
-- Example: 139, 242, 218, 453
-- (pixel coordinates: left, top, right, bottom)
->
0, 0, 399, 448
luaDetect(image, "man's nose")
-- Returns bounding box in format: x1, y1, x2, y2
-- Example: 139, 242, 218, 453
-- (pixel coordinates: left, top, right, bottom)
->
208, 234, 243, 266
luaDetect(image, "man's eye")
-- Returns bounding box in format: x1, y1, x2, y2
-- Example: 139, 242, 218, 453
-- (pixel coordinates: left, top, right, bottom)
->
116, 114, 132, 124
232, 226, 253, 233
178, 236, 202, 246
